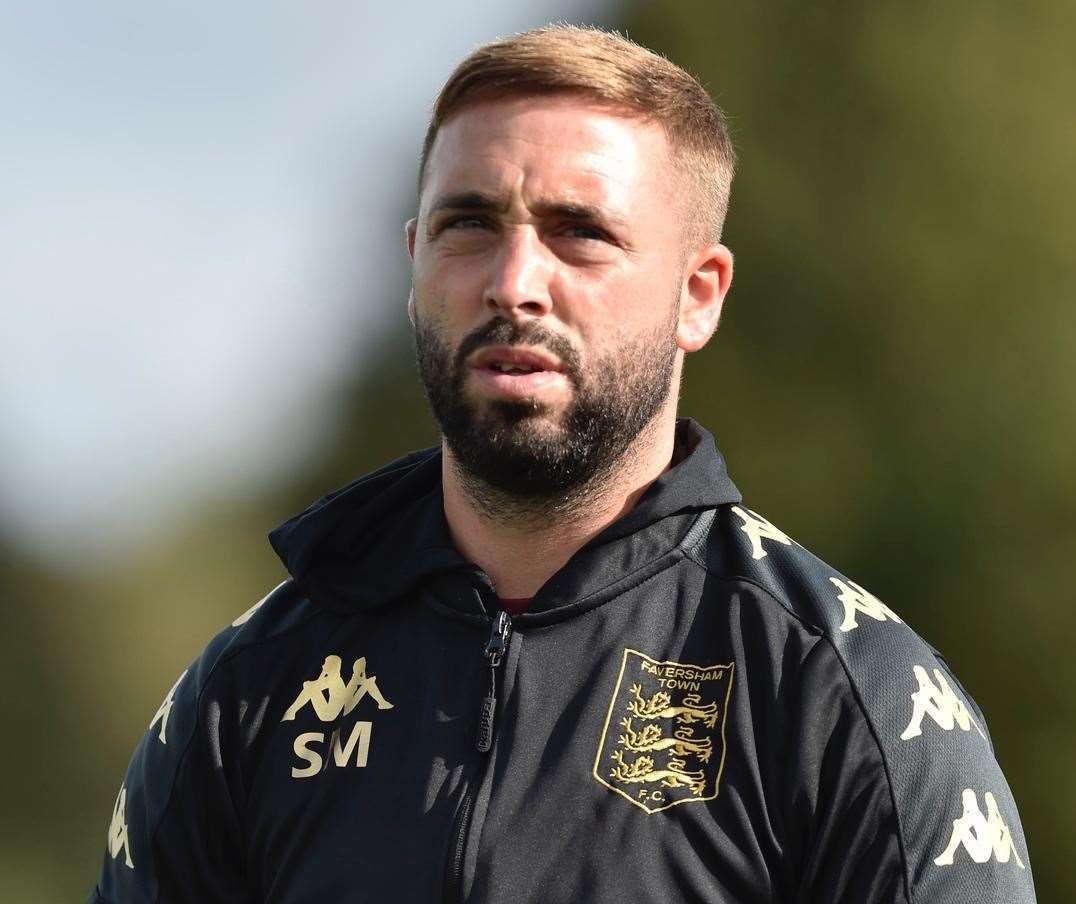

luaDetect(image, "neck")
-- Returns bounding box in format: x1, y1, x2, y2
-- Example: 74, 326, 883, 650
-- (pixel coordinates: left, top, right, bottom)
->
441, 416, 677, 600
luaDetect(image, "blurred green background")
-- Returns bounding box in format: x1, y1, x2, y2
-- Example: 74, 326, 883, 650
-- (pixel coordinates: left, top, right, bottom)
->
4, 1, 1073, 900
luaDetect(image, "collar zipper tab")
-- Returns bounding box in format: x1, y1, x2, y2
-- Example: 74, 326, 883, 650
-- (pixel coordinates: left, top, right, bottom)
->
476, 610, 512, 753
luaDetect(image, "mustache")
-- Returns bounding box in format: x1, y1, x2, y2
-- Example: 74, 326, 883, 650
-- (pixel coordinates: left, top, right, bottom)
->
455, 318, 582, 383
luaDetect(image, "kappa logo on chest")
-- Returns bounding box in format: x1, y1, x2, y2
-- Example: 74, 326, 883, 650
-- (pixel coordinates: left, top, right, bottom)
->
282, 654, 394, 779
593, 649, 734, 814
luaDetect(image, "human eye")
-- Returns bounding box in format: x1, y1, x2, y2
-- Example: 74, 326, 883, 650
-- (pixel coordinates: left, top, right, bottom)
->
557, 219, 621, 249
442, 214, 490, 231
565, 223, 608, 241
427, 213, 494, 244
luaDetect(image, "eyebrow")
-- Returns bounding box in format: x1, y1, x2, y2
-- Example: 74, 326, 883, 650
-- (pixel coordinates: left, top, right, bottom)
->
427, 191, 625, 228
428, 191, 507, 216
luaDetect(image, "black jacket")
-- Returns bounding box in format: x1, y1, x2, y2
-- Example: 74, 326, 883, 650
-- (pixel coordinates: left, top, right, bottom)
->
90, 420, 1036, 903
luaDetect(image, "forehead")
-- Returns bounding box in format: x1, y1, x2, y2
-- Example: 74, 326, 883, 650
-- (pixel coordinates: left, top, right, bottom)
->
421, 95, 676, 214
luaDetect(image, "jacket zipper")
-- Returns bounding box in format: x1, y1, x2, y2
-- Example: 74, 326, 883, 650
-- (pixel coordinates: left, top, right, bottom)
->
476, 610, 511, 753
444, 611, 513, 904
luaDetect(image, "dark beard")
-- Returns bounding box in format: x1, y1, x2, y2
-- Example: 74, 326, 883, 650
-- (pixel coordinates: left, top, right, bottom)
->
414, 314, 677, 519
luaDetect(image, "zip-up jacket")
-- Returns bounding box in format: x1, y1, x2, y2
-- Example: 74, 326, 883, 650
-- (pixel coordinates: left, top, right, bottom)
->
90, 420, 1036, 903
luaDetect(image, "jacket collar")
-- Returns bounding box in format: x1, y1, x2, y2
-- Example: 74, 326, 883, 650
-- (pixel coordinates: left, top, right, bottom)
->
269, 418, 741, 620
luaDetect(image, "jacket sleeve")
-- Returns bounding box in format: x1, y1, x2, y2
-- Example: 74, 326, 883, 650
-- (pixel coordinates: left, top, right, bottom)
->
790, 632, 1036, 904
709, 505, 1035, 902
88, 629, 250, 903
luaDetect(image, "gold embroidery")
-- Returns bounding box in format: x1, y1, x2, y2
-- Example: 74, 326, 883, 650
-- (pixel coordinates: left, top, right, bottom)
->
282, 653, 393, 779
148, 670, 187, 745
934, 789, 1025, 869
627, 685, 720, 728
829, 577, 902, 632
593, 649, 734, 814
731, 506, 793, 560
281, 655, 393, 722
108, 784, 134, 869
618, 718, 715, 762
901, 664, 986, 742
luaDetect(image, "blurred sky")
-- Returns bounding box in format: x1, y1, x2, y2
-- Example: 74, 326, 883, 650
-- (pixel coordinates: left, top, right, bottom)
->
2, 0, 613, 562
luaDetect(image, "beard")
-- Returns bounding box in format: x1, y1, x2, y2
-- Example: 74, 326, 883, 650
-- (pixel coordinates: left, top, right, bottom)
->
414, 312, 678, 518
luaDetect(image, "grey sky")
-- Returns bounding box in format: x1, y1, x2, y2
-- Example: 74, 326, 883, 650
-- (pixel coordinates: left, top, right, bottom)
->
2, 0, 613, 560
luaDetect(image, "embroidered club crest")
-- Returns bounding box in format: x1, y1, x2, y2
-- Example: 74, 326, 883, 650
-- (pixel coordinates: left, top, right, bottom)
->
593, 649, 734, 814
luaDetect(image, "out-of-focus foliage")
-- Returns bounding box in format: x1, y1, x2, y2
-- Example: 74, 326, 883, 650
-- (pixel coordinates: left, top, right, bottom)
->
4, 2, 1073, 900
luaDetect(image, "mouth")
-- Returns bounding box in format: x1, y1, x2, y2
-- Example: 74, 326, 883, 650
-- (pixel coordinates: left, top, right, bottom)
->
470, 346, 563, 374
467, 345, 570, 401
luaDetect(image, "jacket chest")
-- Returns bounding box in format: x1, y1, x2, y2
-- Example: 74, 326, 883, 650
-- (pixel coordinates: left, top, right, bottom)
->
241, 590, 776, 903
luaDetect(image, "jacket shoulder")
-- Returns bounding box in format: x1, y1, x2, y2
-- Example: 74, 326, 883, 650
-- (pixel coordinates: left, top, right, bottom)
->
693, 504, 909, 640
225, 578, 320, 645
176, 578, 324, 684
93, 578, 326, 901
687, 504, 1036, 902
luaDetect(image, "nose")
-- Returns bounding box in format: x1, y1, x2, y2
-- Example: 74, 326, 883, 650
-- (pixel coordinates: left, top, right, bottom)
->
482, 227, 554, 320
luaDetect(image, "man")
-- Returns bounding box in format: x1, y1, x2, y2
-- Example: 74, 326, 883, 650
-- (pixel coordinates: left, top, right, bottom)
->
90, 25, 1036, 903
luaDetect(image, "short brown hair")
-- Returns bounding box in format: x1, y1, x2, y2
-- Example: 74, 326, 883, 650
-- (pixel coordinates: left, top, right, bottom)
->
419, 24, 736, 242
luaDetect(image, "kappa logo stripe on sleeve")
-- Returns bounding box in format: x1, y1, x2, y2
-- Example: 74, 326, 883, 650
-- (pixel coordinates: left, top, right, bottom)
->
934, 788, 1025, 869
147, 670, 188, 745
107, 784, 134, 870
713, 503, 1035, 897
900, 664, 986, 742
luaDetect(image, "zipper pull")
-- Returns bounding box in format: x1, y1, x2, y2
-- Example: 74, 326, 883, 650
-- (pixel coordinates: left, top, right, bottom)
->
476, 611, 512, 753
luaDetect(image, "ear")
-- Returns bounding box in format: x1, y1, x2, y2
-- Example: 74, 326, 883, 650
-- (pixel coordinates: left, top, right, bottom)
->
677, 243, 733, 353
405, 218, 418, 260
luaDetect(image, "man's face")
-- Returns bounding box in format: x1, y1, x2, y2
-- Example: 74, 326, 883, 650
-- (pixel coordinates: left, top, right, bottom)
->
408, 94, 705, 500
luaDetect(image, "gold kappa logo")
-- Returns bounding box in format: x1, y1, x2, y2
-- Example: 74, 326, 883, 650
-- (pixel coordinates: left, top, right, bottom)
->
593, 649, 734, 814
281, 654, 394, 780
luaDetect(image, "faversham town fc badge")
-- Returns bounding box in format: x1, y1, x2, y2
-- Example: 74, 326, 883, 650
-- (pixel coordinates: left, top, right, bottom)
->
593, 649, 734, 814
